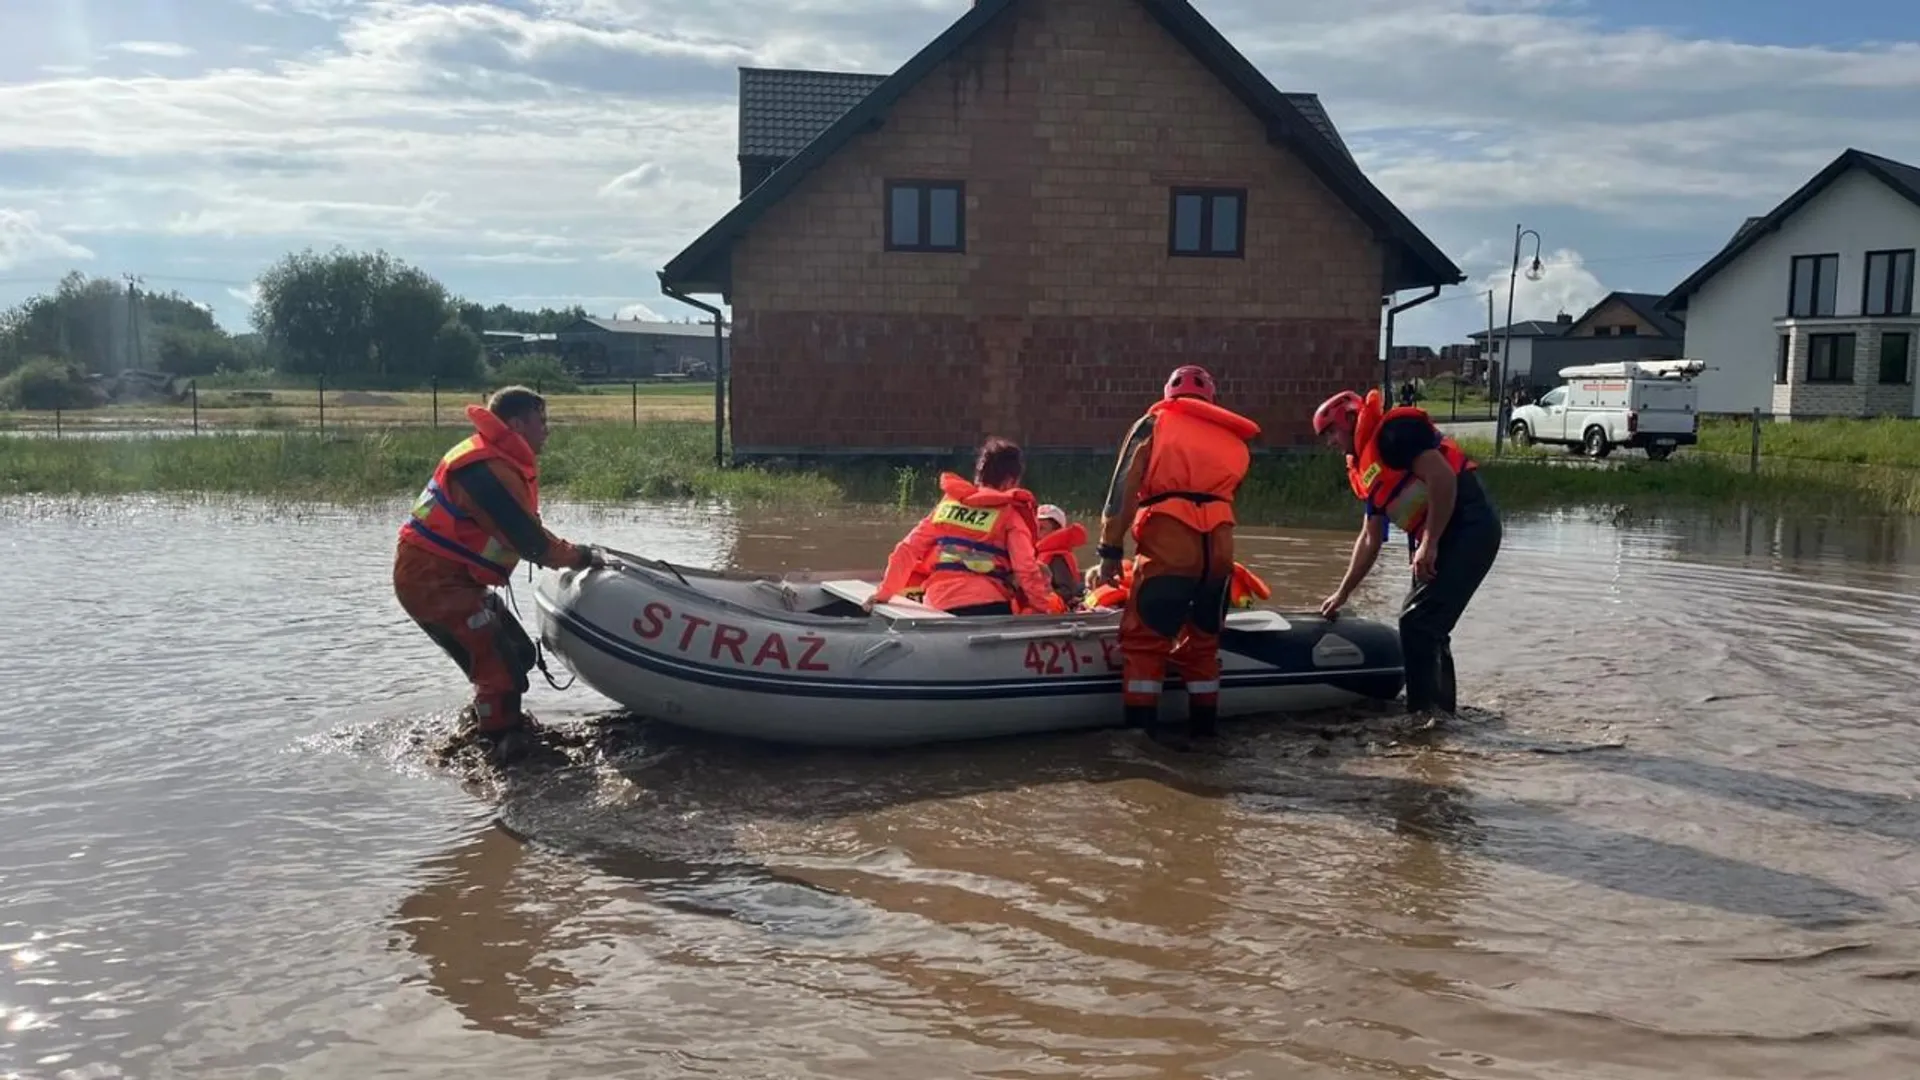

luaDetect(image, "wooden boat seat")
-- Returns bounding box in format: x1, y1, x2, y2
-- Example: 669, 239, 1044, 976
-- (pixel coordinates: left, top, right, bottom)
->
819, 579, 956, 619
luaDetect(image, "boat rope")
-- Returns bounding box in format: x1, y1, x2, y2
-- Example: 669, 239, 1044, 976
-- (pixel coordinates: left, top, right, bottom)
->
505, 571, 576, 692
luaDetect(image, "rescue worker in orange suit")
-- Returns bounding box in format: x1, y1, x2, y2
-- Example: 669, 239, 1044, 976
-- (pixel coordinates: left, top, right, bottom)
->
1313, 388, 1502, 717
394, 386, 603, 761
1035, 504, 1088, 611
1093, 365, 1260, 743
868, 437, 1065, 616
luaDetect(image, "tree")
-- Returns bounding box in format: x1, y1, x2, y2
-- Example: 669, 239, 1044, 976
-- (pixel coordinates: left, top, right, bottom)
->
252, 248, 460, 383
0, 271, 232, 376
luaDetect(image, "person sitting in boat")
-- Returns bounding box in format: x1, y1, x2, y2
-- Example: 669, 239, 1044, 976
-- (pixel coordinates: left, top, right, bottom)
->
1035, 503, 1088, 611
393, 385, 604, 764
866, 437, 1066, 617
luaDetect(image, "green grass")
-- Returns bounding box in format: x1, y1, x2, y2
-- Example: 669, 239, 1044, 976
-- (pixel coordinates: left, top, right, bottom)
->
1697, 415, 1920, 469
5, 420, 1916, 519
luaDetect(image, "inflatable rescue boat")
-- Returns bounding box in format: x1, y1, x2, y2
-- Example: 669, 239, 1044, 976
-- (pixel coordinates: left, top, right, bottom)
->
533, 550, 1405, 748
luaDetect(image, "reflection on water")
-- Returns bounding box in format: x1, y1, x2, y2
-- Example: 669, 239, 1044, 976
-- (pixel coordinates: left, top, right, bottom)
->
3, 494, 1919, 1078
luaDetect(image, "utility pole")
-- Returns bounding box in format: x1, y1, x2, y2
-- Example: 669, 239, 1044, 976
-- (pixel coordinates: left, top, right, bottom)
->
123, 273, 145, 373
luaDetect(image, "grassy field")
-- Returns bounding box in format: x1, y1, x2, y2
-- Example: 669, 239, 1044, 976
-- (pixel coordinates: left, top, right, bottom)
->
6, 418, 1915, 521
1697, 415, 1920, 469
0, 382, 716, 431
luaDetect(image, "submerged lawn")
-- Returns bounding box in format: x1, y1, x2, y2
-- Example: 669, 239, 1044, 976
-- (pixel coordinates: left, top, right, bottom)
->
4, 420, 1916, 520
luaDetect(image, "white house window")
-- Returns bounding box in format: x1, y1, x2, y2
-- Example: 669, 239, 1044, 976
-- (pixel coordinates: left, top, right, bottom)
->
1789, 253, 1839, 317
1863, 249, 1915, 317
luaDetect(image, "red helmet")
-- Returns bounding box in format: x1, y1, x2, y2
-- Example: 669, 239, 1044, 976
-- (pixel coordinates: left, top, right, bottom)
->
1163, 364, 1215, 402
1312, 390, 1363, 435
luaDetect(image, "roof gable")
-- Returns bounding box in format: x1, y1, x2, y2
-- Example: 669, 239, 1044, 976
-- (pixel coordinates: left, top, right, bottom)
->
1658, 148, 1920, 314
662, 0, 1462, 298
1567, 291, 1683, 340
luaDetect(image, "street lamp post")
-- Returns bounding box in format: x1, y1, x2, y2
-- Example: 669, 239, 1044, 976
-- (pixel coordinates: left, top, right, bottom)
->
1493, 224, 1544, 457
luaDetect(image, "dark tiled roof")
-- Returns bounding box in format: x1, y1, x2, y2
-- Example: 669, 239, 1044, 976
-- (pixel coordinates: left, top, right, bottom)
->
1606, 291, 1685, 339
668, 0, 1461, 297
1466, 320, 1568, 340
739, 68, 886, 159
737, 69, 1353, 165
1659, 148, 1920, 313
1282, 93, 1352, 162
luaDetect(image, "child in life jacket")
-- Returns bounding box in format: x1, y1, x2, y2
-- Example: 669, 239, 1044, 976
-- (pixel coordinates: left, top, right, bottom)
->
1034, 504, 1088, 611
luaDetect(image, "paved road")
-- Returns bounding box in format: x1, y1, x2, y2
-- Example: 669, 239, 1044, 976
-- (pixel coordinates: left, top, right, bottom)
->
1436, 419, 1498, 442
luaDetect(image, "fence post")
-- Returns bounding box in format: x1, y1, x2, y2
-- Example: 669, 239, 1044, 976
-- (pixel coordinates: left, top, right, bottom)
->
431, 376, 439, 430
631, 381, 638, 428
318, 373, 326, 434
192, 381, 199, 434
1749, 407, 1761, 475
55, 407, 61, 438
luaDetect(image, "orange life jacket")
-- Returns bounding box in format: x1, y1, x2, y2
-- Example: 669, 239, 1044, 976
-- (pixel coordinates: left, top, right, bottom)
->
919, 472, 1046, 605
1035, 521, 1087, 582
1346, 389, 1476, 538
1083, 559, 1270, 611
1134, 396, 1262, 536
397, 404, 539, 587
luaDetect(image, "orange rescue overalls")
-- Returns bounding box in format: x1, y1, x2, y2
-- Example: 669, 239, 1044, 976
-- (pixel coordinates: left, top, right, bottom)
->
1096, 396, 1260, 732
394, 404, 586, 731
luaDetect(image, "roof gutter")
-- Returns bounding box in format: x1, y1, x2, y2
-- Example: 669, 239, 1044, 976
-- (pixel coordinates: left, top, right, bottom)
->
1381, 282, 1443, 397
658, 275, 729, 468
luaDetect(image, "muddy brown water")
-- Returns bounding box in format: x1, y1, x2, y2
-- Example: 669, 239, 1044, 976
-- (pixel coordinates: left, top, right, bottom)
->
4, 495, 1920, 1079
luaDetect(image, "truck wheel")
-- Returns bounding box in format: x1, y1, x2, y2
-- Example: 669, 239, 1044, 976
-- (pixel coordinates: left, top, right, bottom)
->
1645, 443, 1674, 461
1508, 421, 1532, 448
1584, 426, 1612, 459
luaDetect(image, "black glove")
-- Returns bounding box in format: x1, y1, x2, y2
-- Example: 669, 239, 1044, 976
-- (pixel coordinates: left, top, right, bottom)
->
576, 545, 607, 571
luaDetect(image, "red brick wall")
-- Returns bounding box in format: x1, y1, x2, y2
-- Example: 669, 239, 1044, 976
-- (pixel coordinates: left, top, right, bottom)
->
727, 0, 1385, 454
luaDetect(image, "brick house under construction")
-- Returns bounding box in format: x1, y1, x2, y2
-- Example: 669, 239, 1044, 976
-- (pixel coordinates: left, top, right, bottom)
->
658, 0, 1464, 460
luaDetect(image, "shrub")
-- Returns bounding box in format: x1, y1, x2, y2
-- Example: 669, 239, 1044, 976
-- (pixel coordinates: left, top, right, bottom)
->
0, 357, 97, 410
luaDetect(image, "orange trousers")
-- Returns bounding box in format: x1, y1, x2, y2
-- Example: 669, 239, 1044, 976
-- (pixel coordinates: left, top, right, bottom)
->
1118, 516, 1234, 720
393, 543, 536, 731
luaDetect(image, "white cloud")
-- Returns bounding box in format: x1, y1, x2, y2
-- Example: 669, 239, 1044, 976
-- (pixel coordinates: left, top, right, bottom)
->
1475, 247, 1610, 324
0, 0, 1915, 344
0, 209, 95, 270
615, 301, 665, 320
108, 42, 196, 59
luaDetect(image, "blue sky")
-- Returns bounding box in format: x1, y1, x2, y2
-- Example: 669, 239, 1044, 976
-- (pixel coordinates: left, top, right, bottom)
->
1, 0, 1914, 349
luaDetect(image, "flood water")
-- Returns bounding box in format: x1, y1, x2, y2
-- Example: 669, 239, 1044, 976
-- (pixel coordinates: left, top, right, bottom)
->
4, 493, 1920, 1079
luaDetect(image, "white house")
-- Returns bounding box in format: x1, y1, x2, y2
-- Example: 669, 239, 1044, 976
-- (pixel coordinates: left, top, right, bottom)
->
1658, 148, 1920, 418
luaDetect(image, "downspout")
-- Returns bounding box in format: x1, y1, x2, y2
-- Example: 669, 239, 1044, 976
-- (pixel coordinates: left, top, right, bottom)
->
660, 281, 727, 468
1383, 283, 1442, 397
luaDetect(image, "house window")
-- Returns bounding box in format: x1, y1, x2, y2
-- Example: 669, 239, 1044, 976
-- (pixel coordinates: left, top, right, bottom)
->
885, 181, 964, 252
1169, 187, 1245, 257
1592, 327, 1611, 337
1776, 334, 1789, 384
1788, 253, 1839, 317
1617, 326, 1638, 336
1805, 332, 1855, 383
1880, 332, 1913, 385
1863, 249, 1915, 317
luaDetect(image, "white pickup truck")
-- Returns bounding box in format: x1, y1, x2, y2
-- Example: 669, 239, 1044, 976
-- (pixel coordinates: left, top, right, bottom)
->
1507, 358, 1703, 460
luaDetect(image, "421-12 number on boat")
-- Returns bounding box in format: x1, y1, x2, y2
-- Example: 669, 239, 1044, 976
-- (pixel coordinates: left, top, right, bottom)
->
1023, 637, 1123, 676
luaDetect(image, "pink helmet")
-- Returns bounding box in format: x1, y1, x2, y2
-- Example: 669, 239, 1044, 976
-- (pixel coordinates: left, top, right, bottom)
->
1312, 390, 1363, 435
1163, 364, 1216, 402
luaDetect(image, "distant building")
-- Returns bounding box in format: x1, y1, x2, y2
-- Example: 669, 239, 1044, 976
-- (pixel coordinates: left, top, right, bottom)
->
550, 317, 726, 381
1464, 292, 1685, 396
1659, 147, 1919, 418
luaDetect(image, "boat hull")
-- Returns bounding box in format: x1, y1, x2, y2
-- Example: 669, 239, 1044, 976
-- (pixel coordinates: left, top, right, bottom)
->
533, 554, 1405, 748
